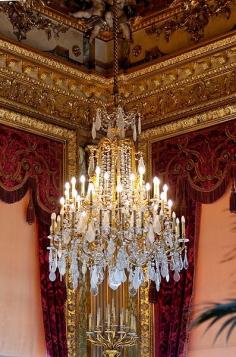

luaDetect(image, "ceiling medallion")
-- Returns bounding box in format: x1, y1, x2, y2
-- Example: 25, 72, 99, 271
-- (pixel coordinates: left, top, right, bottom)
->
48, 0, 189, 296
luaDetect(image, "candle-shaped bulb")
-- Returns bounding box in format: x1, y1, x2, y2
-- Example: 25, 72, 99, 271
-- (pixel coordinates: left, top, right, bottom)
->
145, 183, 151, 191
163, 184, 168, 192
163, 184, 168, 202
160, 192, 165, 200
153, 176, 160, 199
95, 166, 101, 175
104, 171, 109, 180
138, 165, 145, 175
168, 199, 173, 216
153, 176, 160, 185
130, 173, 135, 181
65, 182, 70, 190
80, 175, 85, 184
138, 156, 146, 175
71, 176, 76, 186
116, 183, 123, 193
88, 182, 95, 193
172, 211, 176, 219
60, 197, 65, 206
80, 175, 86, 196
181, 216, 186, 236
176, 217, 180, 236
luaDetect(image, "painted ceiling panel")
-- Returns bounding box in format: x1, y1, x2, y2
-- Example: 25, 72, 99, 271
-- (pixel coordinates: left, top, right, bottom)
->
44, 0, 176, 17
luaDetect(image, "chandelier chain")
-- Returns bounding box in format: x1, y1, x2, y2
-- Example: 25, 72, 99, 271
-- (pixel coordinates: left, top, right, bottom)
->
113, 0, 119, 105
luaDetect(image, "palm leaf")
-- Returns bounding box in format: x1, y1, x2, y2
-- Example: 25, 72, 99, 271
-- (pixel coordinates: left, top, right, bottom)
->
191, 300, 236, 341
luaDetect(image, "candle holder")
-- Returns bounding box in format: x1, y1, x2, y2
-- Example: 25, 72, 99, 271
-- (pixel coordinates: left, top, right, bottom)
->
87, 306, 138, 357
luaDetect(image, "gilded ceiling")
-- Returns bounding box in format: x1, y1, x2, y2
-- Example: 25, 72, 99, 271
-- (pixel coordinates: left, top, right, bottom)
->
0, 0, 235, 74
0, 0, 236, 143
44, 0, 175, 17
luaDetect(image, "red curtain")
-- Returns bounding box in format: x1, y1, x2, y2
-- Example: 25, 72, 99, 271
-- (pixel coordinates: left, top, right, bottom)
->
0, 124, 67, 357
151, 120, 236, 357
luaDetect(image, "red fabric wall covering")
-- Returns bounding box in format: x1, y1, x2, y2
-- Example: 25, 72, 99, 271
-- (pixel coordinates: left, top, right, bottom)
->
0, 124, 68, 357
151, 120, 236, 357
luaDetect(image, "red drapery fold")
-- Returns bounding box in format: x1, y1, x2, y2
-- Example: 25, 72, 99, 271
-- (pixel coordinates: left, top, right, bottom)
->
151, 120, 236, 357
0, 124, 67, 357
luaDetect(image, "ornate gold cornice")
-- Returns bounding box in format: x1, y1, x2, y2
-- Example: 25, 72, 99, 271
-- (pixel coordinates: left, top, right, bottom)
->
0, 37, 108, 84
0, 31, 236, 139
141, 103, 236, 143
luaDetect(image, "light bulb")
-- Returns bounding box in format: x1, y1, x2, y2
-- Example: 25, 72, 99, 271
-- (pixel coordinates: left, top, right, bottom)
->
88, 182, 95, 193
116, 183, 123, 193
130, 173, 135, 181
163, 184, 168, 192
80, 175, 86, 183
71, 177, 76, 185
145, 183, 151, 191
181, 216, 185, 223
153, 177, 160, 184
95, 166, 101, 175
60, 197, 65, 206
168, 199, 173, 208
138, 165, 145, 175
104, 172, 109, 180
65, 182, 70, 190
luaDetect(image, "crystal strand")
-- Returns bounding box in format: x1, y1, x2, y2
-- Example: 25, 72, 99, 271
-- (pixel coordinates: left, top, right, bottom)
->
92, 121, 96, 140
138, 114, 142, 135
133, 124, 137, 142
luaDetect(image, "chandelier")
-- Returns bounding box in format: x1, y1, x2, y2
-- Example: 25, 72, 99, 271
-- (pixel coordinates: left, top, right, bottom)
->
48, 0, 189, 296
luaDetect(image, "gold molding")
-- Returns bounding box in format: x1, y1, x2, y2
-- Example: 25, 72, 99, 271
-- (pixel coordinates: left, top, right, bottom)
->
140, 103, 236, 144
0, 32, 236, 134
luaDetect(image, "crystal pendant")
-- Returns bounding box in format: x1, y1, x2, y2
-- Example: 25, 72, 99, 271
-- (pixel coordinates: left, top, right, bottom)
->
133, 124, 137, 142
85, 222, 96, 242
184, 249, 189, 269
95, 110, 101, 130
138, 156, 145, 173
147, 224, 155, 243
173, 270, 180, 282
153, 215, 161, 234
49, 271, 56, 282
138, 114, 141, 134
92, 121, 96, 140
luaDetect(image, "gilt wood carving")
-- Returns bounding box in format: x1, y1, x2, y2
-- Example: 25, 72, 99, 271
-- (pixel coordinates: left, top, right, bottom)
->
0, 32, 236, 135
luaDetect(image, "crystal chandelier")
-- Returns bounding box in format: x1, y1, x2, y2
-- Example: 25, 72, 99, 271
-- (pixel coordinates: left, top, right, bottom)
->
48, 0, 189, 296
